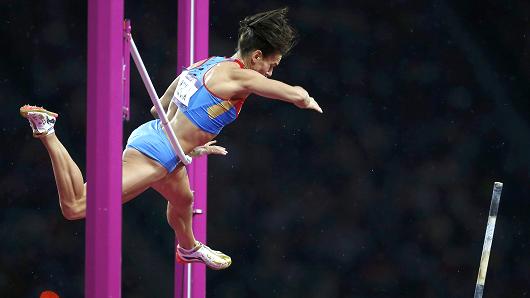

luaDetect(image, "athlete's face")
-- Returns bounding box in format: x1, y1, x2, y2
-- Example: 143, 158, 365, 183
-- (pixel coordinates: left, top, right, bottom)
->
249, 50, 282, 78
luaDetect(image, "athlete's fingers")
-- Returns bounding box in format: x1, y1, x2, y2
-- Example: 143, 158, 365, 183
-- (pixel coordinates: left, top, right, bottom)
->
208, 145, 226, 151
203, 140, 217, 146
205, 143, 226, 152
207, 145, 228, 155
309, 98, 323, 113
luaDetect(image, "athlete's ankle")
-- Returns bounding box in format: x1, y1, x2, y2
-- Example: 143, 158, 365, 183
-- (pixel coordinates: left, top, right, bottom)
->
40, 130, 56, 138
39, 131, 57, 144
178, 240, 199, 251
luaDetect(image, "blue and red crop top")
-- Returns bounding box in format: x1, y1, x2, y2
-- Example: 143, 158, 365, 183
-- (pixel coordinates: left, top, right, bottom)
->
172, 56, 247, 135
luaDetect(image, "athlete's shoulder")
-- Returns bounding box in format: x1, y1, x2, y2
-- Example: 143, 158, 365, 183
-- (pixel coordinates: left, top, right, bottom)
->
213, 57, 245, 69
226, 58, 245, 69
186, 56, 241, 71
188, 59, 207, 69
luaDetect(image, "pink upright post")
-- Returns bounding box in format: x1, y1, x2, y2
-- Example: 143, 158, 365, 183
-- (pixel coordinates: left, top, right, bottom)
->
175, 0, 209, 297
122, 19, 131, 121
86, 0, 124, 297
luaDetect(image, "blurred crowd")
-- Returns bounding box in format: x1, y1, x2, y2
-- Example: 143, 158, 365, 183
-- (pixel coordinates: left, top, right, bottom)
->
1, 0, 529, 297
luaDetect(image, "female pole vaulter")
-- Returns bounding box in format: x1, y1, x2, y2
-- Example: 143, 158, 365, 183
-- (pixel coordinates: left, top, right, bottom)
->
20, 7, 322, 270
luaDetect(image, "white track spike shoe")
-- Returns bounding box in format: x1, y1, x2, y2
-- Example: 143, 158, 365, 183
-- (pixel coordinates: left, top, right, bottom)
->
176, 241, 232, 270
20, 105, 58, 138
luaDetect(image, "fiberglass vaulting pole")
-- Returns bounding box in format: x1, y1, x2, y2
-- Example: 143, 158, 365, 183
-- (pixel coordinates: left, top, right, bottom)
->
86, 0, 124, 297
175, 0, 209, 297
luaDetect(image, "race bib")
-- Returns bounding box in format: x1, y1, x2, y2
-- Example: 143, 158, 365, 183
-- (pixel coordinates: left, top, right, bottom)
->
173, 71, 198, 107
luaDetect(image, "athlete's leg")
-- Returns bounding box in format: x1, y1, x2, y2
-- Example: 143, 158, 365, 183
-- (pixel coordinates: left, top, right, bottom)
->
39, 136, 167, 220
39, 133, 87, 220
121, 147, 168, 203
21, 105, 167, 219
151, 166, 232, 270
151, 166, 195, 248
19, 105, 87, 219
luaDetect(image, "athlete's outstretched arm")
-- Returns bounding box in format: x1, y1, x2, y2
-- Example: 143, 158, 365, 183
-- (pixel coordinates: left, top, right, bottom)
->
230, 68, 323, 113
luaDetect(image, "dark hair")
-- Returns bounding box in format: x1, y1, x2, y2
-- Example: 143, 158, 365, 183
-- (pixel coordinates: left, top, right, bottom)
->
237, 7, 298, 57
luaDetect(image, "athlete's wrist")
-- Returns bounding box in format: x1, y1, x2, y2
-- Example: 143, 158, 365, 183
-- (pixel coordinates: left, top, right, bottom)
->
291, 86, 310, 107
190, 147, 207, 157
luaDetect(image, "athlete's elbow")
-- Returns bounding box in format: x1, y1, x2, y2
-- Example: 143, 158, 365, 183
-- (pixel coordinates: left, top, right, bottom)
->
150, 106, 159, 118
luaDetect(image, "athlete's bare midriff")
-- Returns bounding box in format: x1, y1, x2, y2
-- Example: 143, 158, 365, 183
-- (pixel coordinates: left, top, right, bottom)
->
168, 110, 217, 155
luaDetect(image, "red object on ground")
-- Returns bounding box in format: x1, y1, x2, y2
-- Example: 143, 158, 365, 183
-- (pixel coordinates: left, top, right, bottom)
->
40, 290, 59, 298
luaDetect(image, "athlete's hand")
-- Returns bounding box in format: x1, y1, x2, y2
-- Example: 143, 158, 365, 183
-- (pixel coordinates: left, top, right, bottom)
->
293, 86, 323, 113
301, 96, 323, 113
189, 140, 228, 157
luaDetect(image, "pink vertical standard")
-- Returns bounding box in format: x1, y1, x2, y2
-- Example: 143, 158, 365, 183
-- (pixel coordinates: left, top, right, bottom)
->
86, 0, 124, 297
176, 0, 209, 297
122, 19, 131, 121
190, 1, 209, 297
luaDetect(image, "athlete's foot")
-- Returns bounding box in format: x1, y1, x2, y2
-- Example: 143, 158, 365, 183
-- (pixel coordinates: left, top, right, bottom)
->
20, 105, 58, 138
176, 241, 232, 270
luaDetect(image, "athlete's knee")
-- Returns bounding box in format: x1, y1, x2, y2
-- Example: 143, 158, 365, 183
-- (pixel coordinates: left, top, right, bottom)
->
62, 212, 83, 221
61, 205, 85, 220
172, 190, 194, 208
59, 194, 86, 220
179, 190, 195, 207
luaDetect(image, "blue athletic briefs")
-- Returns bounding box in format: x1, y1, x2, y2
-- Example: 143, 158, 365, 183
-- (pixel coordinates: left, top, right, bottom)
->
126, 119, 179, 172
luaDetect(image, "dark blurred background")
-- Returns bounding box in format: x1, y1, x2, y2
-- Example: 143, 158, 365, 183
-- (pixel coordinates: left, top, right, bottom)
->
1, 0, 529, 297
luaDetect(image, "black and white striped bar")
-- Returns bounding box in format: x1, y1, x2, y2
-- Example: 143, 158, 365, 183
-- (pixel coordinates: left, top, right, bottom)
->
474, 182, 503, 298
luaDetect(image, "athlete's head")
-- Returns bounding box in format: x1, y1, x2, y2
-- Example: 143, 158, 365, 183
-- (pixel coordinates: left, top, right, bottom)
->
237, 7, 298, 78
